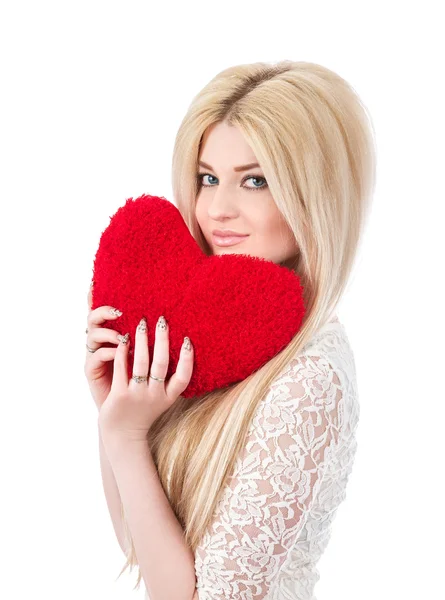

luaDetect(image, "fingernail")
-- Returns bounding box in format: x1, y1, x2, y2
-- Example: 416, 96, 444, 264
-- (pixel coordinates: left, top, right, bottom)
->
117, 333, 130, 344
137, 317, 147, 333
183, 337, 192, 352
157, 316, 167, 330
110, 308, 123, 317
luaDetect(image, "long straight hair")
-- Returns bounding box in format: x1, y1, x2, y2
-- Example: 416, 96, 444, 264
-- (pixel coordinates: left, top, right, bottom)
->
118, 60, 376, 590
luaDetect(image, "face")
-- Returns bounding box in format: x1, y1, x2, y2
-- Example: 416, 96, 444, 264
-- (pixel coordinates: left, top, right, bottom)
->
195, 121, 299, 265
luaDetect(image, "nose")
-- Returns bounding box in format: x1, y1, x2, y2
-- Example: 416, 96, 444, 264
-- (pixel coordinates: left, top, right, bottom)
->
207, 185, 239, 220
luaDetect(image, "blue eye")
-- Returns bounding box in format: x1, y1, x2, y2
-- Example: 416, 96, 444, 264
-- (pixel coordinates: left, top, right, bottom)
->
197, 173, 268, 192
199, 174, 218, 186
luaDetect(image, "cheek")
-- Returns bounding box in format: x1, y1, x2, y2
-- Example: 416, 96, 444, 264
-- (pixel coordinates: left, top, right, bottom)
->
195, 195, 205, 225
265, 214, 295, 246
258, 210, 283, 236
194, 201, 209, 241
194, 204, 202, 229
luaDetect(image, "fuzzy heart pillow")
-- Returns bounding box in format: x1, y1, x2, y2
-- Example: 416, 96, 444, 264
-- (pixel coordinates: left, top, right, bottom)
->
90, 194, 306, 398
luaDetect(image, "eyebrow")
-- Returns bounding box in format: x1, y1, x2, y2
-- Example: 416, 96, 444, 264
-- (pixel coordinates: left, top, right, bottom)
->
198, 160, 261, 172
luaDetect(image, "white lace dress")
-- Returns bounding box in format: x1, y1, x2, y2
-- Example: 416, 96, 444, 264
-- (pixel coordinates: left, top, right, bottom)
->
146, 316, 359, 600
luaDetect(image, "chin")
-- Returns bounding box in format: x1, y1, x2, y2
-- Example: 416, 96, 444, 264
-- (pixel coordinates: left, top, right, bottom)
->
213, 247, 244, 255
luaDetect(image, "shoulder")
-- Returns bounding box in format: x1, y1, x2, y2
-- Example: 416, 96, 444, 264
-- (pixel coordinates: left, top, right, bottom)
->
247, 321, 358, 448
245, 349, 343, 448
267, 318, 351, 408
296, 319, 360, 437
300, 318, 357, 385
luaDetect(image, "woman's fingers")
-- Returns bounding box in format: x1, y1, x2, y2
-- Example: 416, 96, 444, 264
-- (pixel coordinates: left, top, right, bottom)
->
146, 316, 170, 392
103, 312, 194, 400
88, 305, 123, 329
112, 331, 130, 389
86, 327, 124, 352
130, 317, 149, 385
165, 337, 194, 402
86, 306, 123, 351
84, 346, 118, 379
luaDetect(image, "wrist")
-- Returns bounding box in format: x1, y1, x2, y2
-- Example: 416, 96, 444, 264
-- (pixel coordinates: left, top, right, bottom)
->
99, 424, 148, 462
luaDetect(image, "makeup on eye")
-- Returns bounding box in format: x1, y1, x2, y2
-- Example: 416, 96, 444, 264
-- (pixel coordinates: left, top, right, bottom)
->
197, 172, 268, 192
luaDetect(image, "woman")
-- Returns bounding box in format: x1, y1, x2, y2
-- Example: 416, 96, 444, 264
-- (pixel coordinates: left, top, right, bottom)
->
85, 59, 376, 599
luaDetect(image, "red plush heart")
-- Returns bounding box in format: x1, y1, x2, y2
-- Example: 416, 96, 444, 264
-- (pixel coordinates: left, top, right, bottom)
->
91, 194, 306, 398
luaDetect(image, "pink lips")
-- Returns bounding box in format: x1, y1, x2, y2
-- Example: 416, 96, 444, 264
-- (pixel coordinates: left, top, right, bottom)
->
212, 233, 249, 247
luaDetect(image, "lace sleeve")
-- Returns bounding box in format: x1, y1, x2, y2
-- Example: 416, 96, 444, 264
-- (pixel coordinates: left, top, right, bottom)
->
194, 353, 344, 600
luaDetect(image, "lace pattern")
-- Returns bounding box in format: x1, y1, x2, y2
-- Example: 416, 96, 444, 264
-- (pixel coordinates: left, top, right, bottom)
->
144, 319, 359, 600
193, 320, 359, 600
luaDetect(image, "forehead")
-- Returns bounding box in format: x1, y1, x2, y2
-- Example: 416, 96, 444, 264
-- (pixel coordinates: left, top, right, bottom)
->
199, 122, 259, 168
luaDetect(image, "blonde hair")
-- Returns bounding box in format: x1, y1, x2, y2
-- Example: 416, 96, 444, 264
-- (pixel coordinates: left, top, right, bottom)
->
117, 60, 376, 589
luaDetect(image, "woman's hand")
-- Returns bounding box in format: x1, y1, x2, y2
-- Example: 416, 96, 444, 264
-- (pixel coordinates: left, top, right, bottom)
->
97, 314, 194, 444
84, 283, 124, 413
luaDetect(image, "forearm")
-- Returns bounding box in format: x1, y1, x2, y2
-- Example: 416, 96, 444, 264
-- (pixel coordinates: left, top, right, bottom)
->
101, 428, 196, 600
98, 423, 127, 555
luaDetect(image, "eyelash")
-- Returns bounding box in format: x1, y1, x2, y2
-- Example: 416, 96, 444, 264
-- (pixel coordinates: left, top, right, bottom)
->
196, 173, 268, 192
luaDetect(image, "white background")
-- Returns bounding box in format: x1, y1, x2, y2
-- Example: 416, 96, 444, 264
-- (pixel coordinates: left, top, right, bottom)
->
1, 1, 444, 598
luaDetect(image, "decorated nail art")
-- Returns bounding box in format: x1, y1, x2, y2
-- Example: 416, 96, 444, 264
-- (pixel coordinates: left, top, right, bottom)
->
117, 333, 130, 344
157, 316, 167, 330
137, 317, 147, 333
